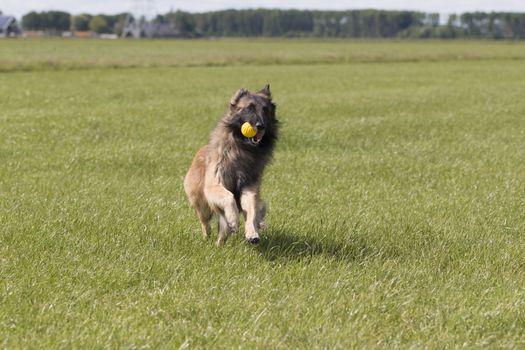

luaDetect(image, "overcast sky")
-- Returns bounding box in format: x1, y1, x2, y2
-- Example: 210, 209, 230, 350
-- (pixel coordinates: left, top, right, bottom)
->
2, 0, 525, 19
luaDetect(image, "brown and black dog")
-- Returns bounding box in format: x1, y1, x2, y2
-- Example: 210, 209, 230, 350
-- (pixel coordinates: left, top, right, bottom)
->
184, 85, 279, 245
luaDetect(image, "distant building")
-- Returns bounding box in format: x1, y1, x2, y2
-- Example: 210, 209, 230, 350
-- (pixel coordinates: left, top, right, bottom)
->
0, 15, 19, 37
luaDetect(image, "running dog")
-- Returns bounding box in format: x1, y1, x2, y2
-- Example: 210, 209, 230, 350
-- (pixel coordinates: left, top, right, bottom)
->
184, 85, 279, 245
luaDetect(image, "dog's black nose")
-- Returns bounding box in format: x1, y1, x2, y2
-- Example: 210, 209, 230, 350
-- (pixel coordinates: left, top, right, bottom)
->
255, 122, 264, 130
247, 237, 260, 244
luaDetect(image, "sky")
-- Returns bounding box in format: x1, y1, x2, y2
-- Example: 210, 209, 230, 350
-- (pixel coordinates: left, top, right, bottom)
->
2, 0, 525, 19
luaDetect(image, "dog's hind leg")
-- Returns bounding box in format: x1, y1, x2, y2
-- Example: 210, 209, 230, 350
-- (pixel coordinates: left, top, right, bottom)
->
196, 206, 213, 239
217, 215, 229, 245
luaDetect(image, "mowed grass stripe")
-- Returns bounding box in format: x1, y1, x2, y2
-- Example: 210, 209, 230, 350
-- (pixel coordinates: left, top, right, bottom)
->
2, 38, 525, 73
1, 43, 525, 348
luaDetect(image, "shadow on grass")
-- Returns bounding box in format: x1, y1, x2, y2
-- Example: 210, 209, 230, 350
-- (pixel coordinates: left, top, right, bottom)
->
256, 228, 397, 263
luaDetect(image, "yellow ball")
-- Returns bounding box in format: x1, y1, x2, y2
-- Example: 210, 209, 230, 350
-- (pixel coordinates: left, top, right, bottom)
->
241, 122, 257, 138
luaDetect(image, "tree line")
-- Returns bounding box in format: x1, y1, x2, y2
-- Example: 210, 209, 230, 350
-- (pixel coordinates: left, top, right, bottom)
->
18, 9, 525, 39
21, 11, 128, 34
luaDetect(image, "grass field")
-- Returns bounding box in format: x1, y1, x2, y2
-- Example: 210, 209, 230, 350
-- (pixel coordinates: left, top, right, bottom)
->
1, 38, 525, 348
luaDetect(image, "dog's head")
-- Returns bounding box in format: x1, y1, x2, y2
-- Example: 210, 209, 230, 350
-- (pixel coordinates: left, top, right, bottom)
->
223, 85, 278, 148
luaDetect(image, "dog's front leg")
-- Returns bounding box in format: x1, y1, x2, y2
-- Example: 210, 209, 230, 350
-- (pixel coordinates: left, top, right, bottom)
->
240, 188, 261, 244
204, 184, 239, 244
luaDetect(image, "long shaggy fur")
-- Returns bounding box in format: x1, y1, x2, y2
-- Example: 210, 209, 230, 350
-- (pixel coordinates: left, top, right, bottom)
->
184, 85, 279, 245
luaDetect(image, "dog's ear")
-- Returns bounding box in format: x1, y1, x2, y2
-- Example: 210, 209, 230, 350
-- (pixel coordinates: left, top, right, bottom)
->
259, 84, 271, 98
230, 88, 248, 108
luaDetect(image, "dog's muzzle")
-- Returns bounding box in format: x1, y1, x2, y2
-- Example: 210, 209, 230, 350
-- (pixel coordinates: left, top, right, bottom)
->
248, 121, 265, 144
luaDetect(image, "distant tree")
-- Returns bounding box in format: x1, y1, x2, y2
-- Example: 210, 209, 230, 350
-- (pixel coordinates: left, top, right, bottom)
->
163, 10, 195, 37
47, 11, 70, 31
221, 10, 238, 36
19, 8, 525, 39
111, 14, 128, 36
71, 14, 91, 31
22, 11, 70, 31
263, 10, 282, 36
238, 10, 264, 36
22, 11, 42, 30
150, 9, 451, 39
89, 16, 109, 33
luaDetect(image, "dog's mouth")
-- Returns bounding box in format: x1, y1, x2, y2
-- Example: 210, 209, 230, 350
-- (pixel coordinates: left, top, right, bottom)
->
249, 129, 265, 145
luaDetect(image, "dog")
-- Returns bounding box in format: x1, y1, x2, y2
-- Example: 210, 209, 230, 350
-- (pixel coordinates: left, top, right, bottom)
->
184, 85, 279, 245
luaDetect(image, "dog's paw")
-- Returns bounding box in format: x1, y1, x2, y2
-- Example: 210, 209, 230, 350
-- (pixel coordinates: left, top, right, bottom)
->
245, 230, 260, 244
246, 236, 260, 244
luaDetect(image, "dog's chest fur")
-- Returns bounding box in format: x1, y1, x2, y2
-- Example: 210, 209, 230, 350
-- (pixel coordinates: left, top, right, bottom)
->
210, 140, 269, 204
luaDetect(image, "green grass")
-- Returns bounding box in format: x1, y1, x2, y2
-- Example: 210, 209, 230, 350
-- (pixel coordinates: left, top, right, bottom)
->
3, 38, 525, 72
1, 38, 525, 348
